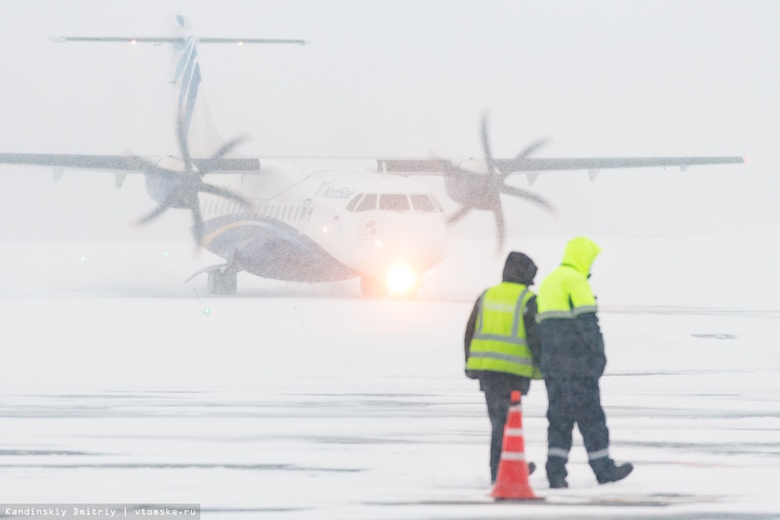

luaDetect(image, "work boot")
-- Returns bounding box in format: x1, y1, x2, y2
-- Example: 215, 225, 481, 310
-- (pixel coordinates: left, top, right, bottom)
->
596, 462, 634, 484
546, 458, 568, 489
548, 477, 568, 489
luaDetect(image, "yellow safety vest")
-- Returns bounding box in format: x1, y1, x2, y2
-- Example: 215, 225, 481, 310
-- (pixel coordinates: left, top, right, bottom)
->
467, 282, 542, 379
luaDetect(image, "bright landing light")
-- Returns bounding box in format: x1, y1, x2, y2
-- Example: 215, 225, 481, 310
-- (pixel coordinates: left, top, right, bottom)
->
386, 264, 417, 294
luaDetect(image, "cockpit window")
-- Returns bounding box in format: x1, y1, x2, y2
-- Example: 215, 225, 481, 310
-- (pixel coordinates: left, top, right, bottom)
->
379, 194, 410, 211
356, 193, 378, 212
350, 192, 440, 213
410, 194, 436, 212
346, 193, 364, 212
429, 194, 443, 212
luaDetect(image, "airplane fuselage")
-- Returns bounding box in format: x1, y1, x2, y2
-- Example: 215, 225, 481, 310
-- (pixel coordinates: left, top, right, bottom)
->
168, 159, 450, 294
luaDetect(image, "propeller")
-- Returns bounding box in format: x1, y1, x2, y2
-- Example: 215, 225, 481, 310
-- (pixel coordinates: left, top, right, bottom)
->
128, 113, 253, 248
446, 113, 556, 251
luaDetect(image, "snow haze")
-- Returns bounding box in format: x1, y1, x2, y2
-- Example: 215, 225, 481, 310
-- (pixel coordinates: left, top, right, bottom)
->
2, 236, 780, 519
0, 0, 773, 242
1, 1, 779, 519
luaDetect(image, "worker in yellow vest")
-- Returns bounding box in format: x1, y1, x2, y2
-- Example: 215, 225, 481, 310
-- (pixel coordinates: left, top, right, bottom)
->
465, 251, 542, 484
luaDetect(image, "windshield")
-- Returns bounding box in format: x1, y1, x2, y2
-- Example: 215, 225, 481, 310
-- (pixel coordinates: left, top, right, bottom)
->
379, 194, 410, 211
347, 192, 442, 213
356, 194, 378, 212
410, 194, 436, 211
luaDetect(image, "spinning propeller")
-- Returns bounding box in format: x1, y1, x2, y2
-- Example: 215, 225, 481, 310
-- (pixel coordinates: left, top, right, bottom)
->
128, 114, 253, 248
446, 113, 556, 251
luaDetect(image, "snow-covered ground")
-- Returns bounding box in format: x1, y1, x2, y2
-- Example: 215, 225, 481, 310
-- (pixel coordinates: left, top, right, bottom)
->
2, 236, 779, 519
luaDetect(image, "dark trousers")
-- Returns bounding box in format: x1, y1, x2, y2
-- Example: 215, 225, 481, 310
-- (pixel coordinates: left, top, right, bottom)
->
545, 377, 611, 479
480, 375, 530, 482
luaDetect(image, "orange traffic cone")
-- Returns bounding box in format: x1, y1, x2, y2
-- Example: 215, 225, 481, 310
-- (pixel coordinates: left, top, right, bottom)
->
491, 390, 538, 500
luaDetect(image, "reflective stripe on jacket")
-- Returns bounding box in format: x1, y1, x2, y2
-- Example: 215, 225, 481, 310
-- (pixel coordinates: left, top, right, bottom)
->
467, 282, 542, 379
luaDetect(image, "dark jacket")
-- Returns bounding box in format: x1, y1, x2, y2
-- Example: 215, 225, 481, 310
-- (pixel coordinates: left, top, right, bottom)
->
536, 238, 606, 379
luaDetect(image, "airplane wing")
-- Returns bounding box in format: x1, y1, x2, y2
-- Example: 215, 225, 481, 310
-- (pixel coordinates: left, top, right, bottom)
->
0, 153, 261, 172
0, 152, 743, 176
376, 155, 745, 174
49, 36, 306, 45
0, 149, 744, 253
371, 152, 744, 251
0, 152, 743, 182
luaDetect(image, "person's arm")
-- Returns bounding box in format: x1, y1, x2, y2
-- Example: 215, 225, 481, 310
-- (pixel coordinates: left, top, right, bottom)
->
523, 295, 541, 368
464, 299, 479, 361
464, 295, 482, 379
570, 278, 606, 376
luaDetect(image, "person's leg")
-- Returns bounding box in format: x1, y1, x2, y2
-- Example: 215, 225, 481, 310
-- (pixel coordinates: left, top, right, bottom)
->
484, 385, 511, 483
574, 378, 632, 484
545, 378, 575, 487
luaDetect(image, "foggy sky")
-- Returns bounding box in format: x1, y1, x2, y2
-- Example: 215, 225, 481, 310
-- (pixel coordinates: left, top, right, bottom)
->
0, 0, 775, 242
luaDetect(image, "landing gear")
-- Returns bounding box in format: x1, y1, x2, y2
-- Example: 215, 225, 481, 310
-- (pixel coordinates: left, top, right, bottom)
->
207, 267, 238, 295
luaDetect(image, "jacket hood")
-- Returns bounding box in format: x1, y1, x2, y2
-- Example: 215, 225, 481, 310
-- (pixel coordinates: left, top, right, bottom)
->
502, 251, 538, 285
561, 237, 601, 276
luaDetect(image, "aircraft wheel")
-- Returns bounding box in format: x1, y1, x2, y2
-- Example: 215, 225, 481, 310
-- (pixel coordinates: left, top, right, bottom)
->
208, 268, 237, 295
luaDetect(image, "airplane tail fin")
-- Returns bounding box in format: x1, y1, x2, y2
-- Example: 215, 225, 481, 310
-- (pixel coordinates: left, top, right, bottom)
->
52, 14, 306, 158
168, 13, 224, 157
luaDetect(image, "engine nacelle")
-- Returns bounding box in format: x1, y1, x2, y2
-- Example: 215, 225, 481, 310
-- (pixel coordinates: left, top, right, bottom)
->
444, 162, 495, 211
143, 156, 197, 208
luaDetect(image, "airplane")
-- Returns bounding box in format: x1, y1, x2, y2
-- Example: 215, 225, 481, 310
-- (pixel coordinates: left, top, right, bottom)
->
0, 14, 744, 297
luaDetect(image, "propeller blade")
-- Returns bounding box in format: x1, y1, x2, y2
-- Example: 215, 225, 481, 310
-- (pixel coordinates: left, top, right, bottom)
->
501, 185, 556, 214
480, 112, 497, 174
200, 183, 253, 208
197, 134, 250, 176
493, 206, 506, 252
135, 201, 171, 225
212, 134, 249, 161
447, 205, 472, 225
502, 137, 551, 180
191, 203, 204, 247
515, 138, 550, 161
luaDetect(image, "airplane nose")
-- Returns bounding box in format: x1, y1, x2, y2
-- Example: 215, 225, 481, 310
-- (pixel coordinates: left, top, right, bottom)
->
364, 213, 449, 273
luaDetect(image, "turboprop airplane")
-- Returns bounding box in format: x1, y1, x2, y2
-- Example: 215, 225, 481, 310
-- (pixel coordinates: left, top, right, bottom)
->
0, 14, 744, 297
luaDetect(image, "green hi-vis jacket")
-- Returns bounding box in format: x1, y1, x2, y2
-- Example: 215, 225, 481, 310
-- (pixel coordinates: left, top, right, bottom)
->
466, 282, 542, 379
536, 237, 607, 378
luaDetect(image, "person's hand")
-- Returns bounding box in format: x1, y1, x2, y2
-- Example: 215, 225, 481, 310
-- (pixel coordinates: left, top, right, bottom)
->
465, 369, 479, 380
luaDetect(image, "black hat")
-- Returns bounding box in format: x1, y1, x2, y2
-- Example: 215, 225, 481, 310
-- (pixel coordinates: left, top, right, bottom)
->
502, 251, 537, 285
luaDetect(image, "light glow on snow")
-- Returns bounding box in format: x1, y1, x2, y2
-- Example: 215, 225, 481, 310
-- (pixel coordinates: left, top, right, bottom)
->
385, 263, 417, 295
